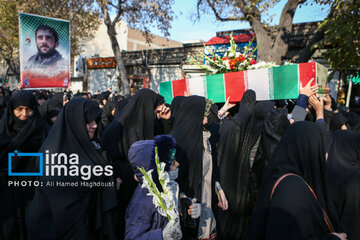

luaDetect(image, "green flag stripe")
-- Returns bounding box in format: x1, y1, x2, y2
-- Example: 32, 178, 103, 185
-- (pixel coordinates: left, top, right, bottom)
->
159, 81, 173, 104
206, 74, 225, 102
272, 65, 299, 99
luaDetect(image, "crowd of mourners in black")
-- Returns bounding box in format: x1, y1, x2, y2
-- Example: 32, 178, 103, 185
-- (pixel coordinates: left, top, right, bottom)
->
0, 80, 359, 240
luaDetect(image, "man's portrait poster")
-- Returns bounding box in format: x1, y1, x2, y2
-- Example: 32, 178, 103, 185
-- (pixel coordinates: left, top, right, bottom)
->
20, 13, 70, 88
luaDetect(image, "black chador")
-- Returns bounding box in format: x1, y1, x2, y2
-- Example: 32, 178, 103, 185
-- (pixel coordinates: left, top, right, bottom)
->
26, 97, 118, 240
0, 90, 48, 240
101, 89, 165, 238
327, 130, 360, 240
215, 90, 256, 240
247, 122, 341, 240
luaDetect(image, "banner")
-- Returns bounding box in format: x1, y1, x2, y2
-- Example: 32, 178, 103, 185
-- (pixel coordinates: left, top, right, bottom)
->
159, 62, 329, 103
87, 57, 116, 69
19, 13, 70, 88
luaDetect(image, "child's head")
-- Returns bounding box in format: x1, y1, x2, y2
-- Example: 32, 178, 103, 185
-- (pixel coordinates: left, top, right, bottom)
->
129, 135, 177, 184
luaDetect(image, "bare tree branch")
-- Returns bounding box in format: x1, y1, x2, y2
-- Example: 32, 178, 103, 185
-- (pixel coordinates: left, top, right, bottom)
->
206, 0, 247, 21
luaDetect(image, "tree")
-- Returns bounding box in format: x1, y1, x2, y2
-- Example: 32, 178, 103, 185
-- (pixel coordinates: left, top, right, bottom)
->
0, 0, 101, 79
0, 1, 21, 78
196, 0, 359, 65
96, 0, 174, 94
196, 0, 309, 64
317, 0, 360, 71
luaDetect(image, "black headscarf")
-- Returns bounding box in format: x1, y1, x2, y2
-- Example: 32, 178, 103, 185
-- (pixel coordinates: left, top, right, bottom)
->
327, 130, 360, 240
329, 113, 349, 132
0, 90, 48, 160
0, 90, 48, 240
97, 101, 117, 138
101, 88, 164, 163
0, 94, 8, 120
247, 121, 340, 240
170, 96, 186, 120
215, 90, 256, 239
169, 95, 205, 199
249, 101, 275, 148
39, 98, 63, 126
252, 108, 290, 191
26, 97, 118, 240
100, 88, 164, 238
113, 98, 129, 118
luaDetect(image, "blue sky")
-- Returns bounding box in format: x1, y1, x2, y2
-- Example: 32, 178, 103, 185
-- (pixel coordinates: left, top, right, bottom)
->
149, 0, 330, 42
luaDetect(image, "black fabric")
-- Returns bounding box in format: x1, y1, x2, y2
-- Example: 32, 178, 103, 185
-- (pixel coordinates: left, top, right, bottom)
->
26, 97, 118, 240
249, 101, 275, 148
169, 96, 185, 119
0, 90, 48, 168
339, 110, 360, 127
327, 130, 360, 240
113, 98, 129, 119
215, 90, 256, 240
102, 88, 164, 163
252, 108, 290, 192
0, 90, 48, 240
169, 95, 205, 200
247, 121, 340, 240
39, 98, 62, 126
329, 113, 348, 132
100, 88, 164, 239
0, 95, 9, 119
97, 101, 117, 138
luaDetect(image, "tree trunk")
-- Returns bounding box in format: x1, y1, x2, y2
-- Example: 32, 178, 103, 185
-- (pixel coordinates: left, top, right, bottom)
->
249, 20, 276, 63
247, 0, 303, 64
105, 23, 130, 95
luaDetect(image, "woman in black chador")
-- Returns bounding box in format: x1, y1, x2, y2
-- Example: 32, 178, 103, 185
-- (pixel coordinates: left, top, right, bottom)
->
246, 121, 347, 240
251, 108, 290, 193
170, 95, 228, 240
0, 90, 48, 240
327, 130, 360, 240
101, 88, 170, 238
26, 97, 118, 240
215, 90, 257, 240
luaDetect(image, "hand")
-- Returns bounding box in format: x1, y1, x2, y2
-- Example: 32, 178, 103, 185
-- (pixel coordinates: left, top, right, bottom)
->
162, 219, 182, 240
321, 94, 332, 111
331, 232, 347, 240
188, 198, 201, 219
309, 95, 323, 112
309, 95, 324, 120
156, 105, 171, 120
300, 78, 318, 97
219, 97, 236, 116
217, 190, 228, 210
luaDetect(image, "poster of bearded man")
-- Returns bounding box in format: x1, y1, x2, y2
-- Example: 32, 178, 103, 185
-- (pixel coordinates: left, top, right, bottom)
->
19, 13, 70, 89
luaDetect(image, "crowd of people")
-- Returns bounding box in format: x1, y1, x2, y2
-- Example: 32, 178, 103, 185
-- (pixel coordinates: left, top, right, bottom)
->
0, 81, 359, 240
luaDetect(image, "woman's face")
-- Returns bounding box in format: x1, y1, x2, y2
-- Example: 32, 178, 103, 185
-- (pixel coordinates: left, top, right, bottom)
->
169, 159, 179, 171
13, 106, 33, 120
86, 120, 97, 139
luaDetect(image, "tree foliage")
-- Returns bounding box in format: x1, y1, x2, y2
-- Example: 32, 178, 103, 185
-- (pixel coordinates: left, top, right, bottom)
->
96, 0, 175, 94
318, 0, 360, 71
0, 0, 101, 75
196, 0, 308, 64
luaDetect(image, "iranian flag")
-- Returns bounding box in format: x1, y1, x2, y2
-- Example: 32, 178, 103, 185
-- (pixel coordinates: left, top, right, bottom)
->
159, 62, 328, 103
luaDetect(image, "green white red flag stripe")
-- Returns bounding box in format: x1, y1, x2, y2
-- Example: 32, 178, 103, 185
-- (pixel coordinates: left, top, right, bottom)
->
159, 62, 327, 103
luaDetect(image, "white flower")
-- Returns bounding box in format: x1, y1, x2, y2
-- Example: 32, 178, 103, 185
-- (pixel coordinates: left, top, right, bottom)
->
225, 60, 231, 70
139, 147, 180, 222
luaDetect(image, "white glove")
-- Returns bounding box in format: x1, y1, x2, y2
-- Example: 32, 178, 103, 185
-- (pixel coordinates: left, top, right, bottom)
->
190, 198, 201, 219
162, 219, 182, 240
